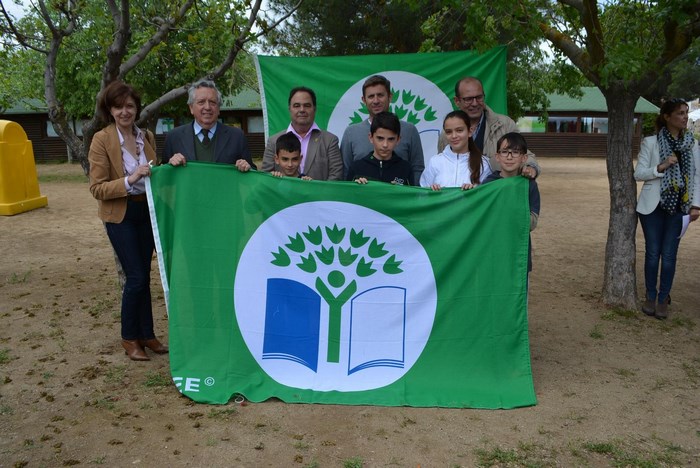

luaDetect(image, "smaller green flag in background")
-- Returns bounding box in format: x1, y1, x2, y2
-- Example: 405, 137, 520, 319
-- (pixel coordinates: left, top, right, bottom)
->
255, 48, 508, 163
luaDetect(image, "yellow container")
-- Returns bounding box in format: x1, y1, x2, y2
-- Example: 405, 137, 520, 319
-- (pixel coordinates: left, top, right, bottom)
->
0, 120, 48, 215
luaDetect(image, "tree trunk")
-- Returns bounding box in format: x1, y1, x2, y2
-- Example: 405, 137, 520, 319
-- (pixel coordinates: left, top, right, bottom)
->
601, 88, 639, 309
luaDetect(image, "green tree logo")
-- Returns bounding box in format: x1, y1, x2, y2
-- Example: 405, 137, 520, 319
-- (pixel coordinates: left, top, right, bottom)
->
270, 224, 403, 363
349, 87, 438, 125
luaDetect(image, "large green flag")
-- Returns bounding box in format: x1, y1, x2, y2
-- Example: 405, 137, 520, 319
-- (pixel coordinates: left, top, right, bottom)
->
147, 163, 536, 409
255, 48, 507, 164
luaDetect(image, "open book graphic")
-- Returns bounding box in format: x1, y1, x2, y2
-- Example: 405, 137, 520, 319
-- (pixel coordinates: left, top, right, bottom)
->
262, 278, 321, 372
348, 286, 406, 375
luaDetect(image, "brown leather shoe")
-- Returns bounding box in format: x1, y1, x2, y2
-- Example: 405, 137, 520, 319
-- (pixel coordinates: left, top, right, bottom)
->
122, 339, 150, 361
139, 338, 169, 354
641, 298, 656, 316
655, 296, 670, 320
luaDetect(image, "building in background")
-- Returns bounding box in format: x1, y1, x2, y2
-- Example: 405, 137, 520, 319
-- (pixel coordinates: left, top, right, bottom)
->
516, 87, 659, 158
0, 89, 265, 163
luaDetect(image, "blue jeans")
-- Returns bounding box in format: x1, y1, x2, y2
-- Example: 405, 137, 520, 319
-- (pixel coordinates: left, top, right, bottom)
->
105, 200, 156, 340
638, 205, 683, 302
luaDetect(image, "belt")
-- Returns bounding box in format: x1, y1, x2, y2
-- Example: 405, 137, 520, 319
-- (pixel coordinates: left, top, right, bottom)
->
127, 194, 147, 202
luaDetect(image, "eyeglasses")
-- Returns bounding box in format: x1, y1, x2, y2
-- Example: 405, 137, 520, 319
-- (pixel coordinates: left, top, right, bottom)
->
497, 149, 524, 158
457, 94, 485, 104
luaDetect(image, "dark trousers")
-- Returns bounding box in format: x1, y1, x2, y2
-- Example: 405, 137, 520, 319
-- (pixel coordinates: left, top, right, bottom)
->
105, 200, 156, 340
638, 205, 682, 302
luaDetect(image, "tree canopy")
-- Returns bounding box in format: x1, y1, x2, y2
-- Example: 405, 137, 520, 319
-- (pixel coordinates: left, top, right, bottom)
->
0, 0, 300, 171
265, 0, 589, 119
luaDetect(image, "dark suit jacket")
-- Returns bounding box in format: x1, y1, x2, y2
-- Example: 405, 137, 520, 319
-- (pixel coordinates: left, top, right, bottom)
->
262, 128, 343, 180
88, 124, 157, 223
162, 122, 255, 168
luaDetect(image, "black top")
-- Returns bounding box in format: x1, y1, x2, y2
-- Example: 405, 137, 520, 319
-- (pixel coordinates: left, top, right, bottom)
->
346, 152, 414, 186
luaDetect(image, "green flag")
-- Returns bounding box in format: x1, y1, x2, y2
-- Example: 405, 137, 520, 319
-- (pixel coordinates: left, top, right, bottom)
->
147, 163, 535, 408
255, 48, 507, 163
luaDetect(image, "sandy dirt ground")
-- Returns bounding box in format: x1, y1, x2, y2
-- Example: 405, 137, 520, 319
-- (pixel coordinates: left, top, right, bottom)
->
0, 158, 698, 467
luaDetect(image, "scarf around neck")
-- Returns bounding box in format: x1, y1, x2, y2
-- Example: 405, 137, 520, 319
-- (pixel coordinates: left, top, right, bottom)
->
658, 127, 695, 214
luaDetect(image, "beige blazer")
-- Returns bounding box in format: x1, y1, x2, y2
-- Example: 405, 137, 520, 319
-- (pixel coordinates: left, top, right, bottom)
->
634, 135, 700, 215
89, 124, 157, 223
262, 127, 343, 181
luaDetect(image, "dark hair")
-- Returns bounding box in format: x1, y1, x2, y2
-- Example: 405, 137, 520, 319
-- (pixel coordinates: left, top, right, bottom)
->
454, 76, 483, 98
288, 87, 317, 107
443, 110, 483, 185
655, 98, 688, 132
363, 75, 391, 97
187, 79, 222, 106
370, 111, 401, 136
275, 132, 301, 155
496, 132, 528, 154
99, 81, 142, 124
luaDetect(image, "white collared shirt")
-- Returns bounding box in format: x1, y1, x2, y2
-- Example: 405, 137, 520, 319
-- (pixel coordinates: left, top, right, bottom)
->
118, 126, 147, 194
193, 121, 218, 142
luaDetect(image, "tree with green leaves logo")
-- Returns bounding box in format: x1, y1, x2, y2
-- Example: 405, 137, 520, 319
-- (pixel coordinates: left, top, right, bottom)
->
349, 87, 438, 126
271, 224, 403, 363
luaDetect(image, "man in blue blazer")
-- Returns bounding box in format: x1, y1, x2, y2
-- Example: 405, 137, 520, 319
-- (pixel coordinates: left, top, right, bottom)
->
163, 80, 255, 170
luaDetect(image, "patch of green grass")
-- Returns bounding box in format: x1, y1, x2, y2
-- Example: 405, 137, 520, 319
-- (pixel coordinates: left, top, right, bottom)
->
7, 271, 32, 284
669, 316, 695, 330
615, 368, 636, 378
475, 443, 554, 467
0, 403, 14, 415
602, 307, 638, 320
474, 447, 519, 466
89, 455, 106, 464
105, 365, 127, 385
583, 441, 616, 454
93, 398, 116, 411
302, 460, 320, 468
581, 438, 684, 467
88, 298, 116, 318
208, 407, 236, 419
0, 349, 10, 364
142, 371, 171, 388
589, 325, 603, 339
342, 456, 363, 468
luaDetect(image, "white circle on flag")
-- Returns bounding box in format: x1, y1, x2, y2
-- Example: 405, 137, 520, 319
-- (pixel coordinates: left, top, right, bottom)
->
328, 71, 454, 167
234, 201, 437, 392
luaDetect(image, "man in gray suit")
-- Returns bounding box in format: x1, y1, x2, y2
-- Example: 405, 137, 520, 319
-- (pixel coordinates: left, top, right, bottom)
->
163, 79, 255, 171
262, 87, 343, 180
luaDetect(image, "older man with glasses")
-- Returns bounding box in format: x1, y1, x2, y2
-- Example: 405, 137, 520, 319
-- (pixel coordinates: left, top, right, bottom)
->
438, 76, 539, 178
